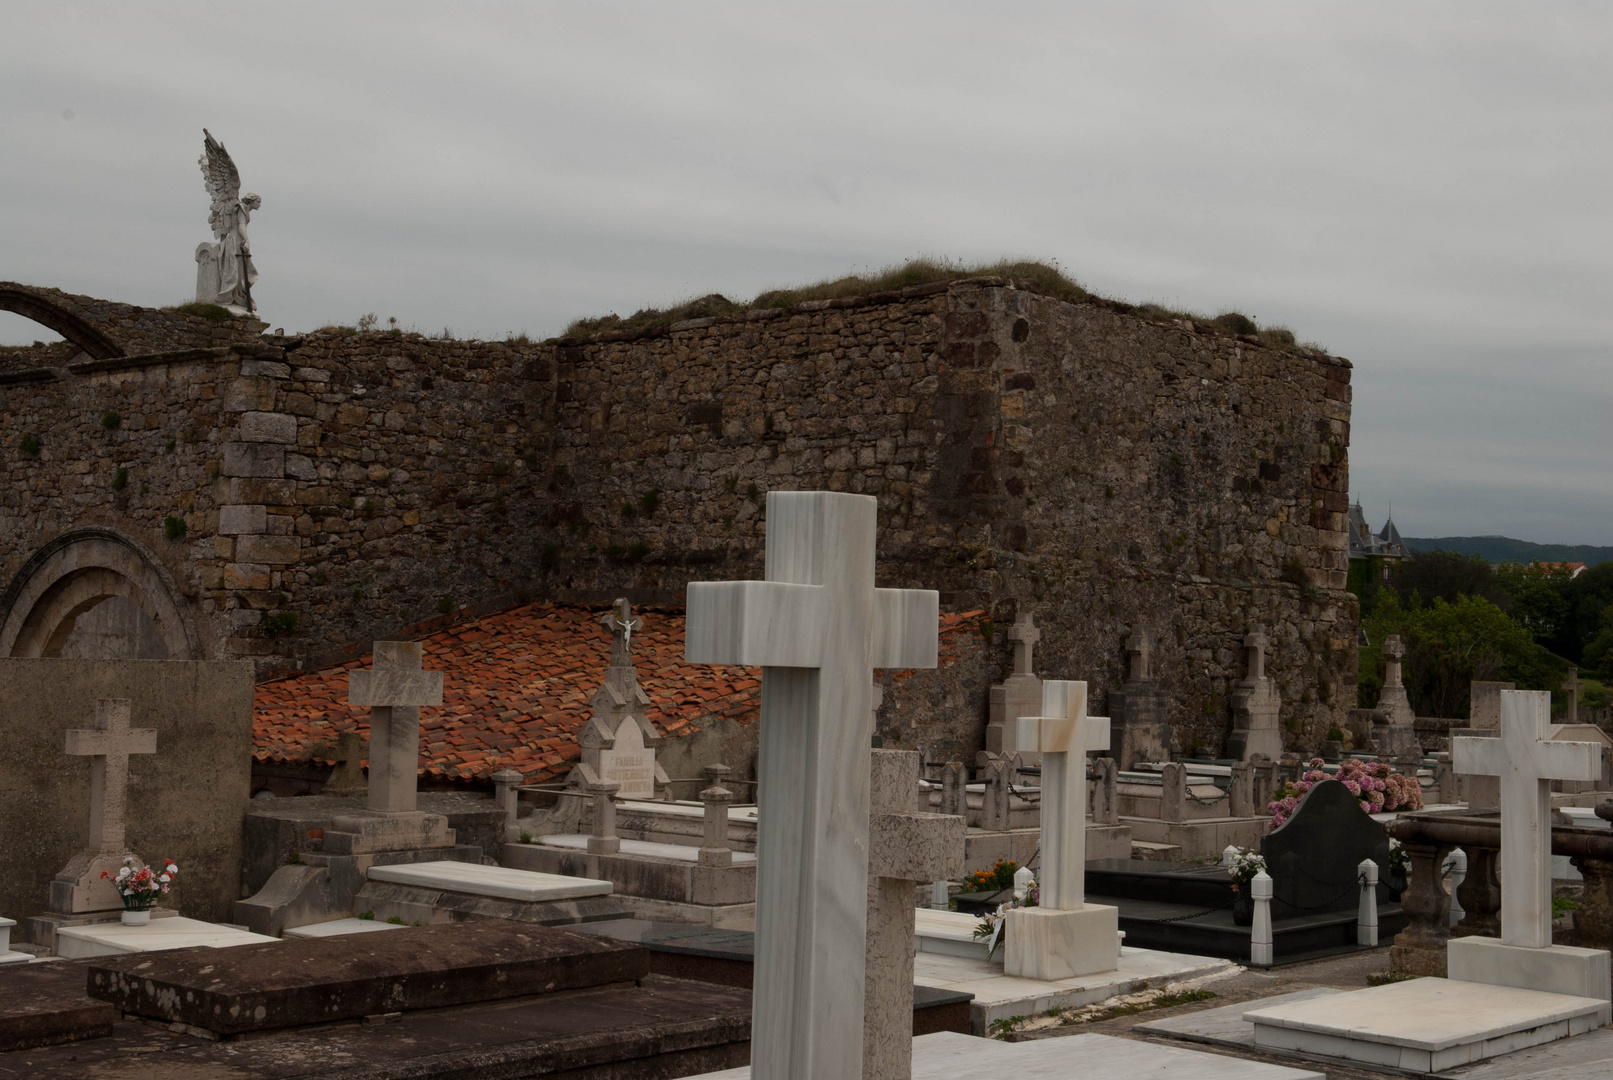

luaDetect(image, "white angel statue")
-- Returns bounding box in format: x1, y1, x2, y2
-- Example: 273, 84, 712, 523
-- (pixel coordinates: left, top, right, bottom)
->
194, 129, 261, 315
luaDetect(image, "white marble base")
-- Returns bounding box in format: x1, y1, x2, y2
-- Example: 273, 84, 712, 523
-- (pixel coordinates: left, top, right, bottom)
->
689, 1029, 1323, 1078
915, 943, 1233, 1034
537, 834, 757, 864
55, 916, 279, 958
1448, 935, 1613, 1001
0, 916, 29, 964
1246, 977, 1611, 1073
1004, 904, 1119, 981
365, 860, 612, 902
914, 908, 991, 959
282, 918, 408, 939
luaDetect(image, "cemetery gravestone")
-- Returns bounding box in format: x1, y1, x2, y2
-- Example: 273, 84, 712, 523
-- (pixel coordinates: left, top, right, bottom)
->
863, 749, 964, 1080
684, 490, 938, 1080
51, 700, 157, 915
1261, 779, 1391, 919
1006, 680, 1119, 980
1449, 689, 1610, 999
1373, 635, 1418, 758
1106, 626, 1170, 768
572, 599, 669, 802
1227, 628, 1283, 761
985, 611, 1043, 766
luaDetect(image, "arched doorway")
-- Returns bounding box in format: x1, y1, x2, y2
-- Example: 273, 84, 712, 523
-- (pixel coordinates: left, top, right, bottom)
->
0, 530, 199, 659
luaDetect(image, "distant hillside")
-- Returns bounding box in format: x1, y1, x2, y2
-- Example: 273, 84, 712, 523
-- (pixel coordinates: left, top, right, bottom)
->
1404, 536, 1613, 566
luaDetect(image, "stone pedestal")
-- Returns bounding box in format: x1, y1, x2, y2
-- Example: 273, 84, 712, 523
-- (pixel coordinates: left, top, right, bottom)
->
1227, 629, 1283, 762
1447, 935, 1612, 1001
1003, 904, 1119, 981
324, 810, 454, 855
1106, 626, 1169, 768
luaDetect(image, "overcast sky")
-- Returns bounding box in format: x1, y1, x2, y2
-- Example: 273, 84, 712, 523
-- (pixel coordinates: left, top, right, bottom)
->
3, 3, 1609, 545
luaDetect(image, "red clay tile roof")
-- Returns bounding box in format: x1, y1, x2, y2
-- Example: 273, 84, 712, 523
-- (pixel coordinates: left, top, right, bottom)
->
254, 601, 985, 785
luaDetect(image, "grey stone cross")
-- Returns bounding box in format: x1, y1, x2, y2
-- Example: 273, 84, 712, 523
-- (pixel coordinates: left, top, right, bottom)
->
1454, 690, 1601, 948
1007, 611, 1040, 676
1241, 627, 1270, 683
65, 699, 156, 853
348, 641, 444, 813
685, 490, 938, 1080
1563, 667, 1582, 724
1126, 626, 1153, 682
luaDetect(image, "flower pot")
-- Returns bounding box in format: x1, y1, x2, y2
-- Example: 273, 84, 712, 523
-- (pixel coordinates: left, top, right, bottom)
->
1232, 890, 1254, 927
121, 908, 152, 926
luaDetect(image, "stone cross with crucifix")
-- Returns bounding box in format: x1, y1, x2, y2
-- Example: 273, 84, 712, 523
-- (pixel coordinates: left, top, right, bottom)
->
1449, 689, 1610, 998
574, 598, 667, 801
1005, 680, 1120, 980
48, 699, 158, 914
684, 490, 939, 1080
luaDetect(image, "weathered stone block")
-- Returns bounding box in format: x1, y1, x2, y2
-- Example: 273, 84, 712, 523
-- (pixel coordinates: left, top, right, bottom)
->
218, 504, 268, 535
223, 442, 285, 478
284, 454, 317, 480
240, 359, 291, 379
229, 478, 298, 505
223, 562, 271, 590
235, 535, 301, 564
237, 411, 298, 444
222, 377, 276, 412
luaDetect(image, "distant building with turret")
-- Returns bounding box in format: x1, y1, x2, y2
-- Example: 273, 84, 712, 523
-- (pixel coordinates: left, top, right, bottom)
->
1347, 501, 1407, 565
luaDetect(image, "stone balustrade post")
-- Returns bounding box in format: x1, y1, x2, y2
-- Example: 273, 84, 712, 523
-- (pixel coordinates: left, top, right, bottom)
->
1250, 870, 1274, 966
586, 779, 621, 855
1569, 856, 1613, 952
1453, 844, 1501, 939
1446, 848, 1467, 927
939, 761, 966, 818
1435, 752, 1459, 805
976, 753, 1012, 832
490, 768, 524, 844
1358, 858, 1379, 946
1389, 838, 1454, 976
1230, 761, 1253, 817
1090, 757, 1118, 826
1222, 844, 1239, 867
699, 763, 734, 868
930, 879, 950, 910
1013, 865, 1035, 901
1161, 762, 1187, 823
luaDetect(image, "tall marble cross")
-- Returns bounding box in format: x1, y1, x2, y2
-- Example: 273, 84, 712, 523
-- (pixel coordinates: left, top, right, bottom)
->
65, 699, 156, 853
1007, 611, 1040, 676
1454, 689, 1601, 948
349, 641, 444, 813
685, 491, 938, 1080
1017, 680, 1110, 909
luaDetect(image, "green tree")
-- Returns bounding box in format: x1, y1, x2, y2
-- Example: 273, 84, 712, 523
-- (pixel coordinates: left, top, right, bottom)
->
1557, 562, 1613, 667
1390, 550, 1508, 610
1493, 561, 1573, 645
1363, 591, 1554, 719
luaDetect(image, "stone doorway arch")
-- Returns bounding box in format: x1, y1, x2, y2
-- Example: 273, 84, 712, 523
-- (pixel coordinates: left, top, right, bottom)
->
0, 529, 199, 659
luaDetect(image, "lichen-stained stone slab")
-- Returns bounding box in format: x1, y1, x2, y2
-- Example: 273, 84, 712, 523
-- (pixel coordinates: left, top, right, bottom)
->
366, 860, 612, 901
85, 920, 648, 1034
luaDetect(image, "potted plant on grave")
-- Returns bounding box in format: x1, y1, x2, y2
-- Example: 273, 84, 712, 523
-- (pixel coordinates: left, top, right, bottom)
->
1386, 838, 1410, 901
1227, 849, 1266, 927
101, 856, 178, 925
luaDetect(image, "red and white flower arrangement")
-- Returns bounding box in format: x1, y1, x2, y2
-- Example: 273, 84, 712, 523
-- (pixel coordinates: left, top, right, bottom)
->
100, 857, 179, 911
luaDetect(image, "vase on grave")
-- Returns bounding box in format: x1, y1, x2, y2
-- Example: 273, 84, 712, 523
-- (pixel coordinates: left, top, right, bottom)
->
1233, 890, 1254, 927
121, 909, 151, 926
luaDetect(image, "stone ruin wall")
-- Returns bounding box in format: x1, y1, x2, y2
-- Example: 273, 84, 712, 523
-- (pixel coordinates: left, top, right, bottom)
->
0, 277, 1356, 756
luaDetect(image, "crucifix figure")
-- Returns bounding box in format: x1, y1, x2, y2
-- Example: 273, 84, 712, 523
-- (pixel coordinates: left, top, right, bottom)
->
685, 490, 938, 1080
600, 597, 643, 665
1006, 680, 1120, 980
348, 641, 444, 813
1007, 611, 1040, 676
66, 699, 157, 854
1454, 690, 1600, 949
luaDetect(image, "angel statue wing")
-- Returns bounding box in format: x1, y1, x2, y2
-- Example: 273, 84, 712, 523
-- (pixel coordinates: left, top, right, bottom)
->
199, 128, 241, 241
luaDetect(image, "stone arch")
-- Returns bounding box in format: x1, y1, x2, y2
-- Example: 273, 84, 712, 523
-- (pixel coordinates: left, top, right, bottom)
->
0, 529, 199, 659
0, 284, 124, 361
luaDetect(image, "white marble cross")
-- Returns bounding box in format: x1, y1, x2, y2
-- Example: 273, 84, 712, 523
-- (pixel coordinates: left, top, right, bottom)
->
685, 491, 938, 1080
349, 641, 444, 813
1017, 680, 1110, 909
65, 699, 156, 853
1454, 689, 1601, 948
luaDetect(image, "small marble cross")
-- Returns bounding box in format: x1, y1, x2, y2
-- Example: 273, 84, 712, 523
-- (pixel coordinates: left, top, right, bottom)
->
1563, 667, 1582, 724
685, 491, 938, 1080
1454, 690, 1601, 948
349, 641, 444, 813
1017, 681, 1110, 909
1241, 627, 1270, 683
65, 699, 156, 853
1007, 612, 1040, 676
